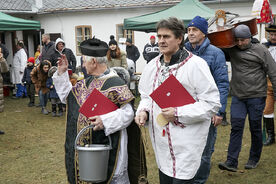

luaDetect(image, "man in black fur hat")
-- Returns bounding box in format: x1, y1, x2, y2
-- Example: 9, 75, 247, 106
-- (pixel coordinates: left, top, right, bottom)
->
53, 37, 135, 184
262, 24, 276, 146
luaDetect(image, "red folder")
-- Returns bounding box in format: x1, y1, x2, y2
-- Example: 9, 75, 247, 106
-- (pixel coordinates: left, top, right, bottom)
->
79, 88, 118, 118
150, 75, 195, 109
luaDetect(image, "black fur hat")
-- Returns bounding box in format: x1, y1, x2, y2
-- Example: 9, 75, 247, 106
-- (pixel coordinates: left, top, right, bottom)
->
80, 37, 108, 57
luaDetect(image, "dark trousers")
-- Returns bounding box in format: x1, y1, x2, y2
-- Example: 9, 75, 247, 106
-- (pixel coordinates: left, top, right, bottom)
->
26, 83, 35, 104
159, 170, 194, 184
227, 96, 265, 167
127, 121, 147, 184
51, 98, 62, 113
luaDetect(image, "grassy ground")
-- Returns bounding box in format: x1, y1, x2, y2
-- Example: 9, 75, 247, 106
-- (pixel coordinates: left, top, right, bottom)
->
1, 96, 276, 184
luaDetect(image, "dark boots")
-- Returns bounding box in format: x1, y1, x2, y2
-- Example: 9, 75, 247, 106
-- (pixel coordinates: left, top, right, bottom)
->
52, 103, 63, 117
52, 104, 57, 117
221, 112, 229, 126
57, 103, 63, 117
263, 117, 275, 146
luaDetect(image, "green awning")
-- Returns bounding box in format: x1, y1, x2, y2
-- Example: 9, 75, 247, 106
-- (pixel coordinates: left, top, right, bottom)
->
0, 12, 40, 31
124, 0, 215, 32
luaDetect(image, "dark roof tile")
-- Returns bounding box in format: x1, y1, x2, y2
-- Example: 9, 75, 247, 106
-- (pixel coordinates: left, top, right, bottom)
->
0, 0, 33, 11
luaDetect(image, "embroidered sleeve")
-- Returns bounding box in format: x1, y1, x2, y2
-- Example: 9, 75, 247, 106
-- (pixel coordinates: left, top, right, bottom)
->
106, 85, 134, 107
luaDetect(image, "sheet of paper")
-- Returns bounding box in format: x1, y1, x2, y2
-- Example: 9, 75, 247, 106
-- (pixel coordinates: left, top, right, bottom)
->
79, 88, 118, 118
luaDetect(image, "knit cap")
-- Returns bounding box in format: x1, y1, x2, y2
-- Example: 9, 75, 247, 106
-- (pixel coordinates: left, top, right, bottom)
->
28, 57, 35, 64
234, 24, 251, 38
187, 16, 208, 35
109, 35, 117, 46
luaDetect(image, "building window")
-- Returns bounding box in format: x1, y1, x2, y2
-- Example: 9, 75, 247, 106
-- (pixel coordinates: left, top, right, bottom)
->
75, 25, 92, 55
116, 24, 134, 43
49, 33, 62, 42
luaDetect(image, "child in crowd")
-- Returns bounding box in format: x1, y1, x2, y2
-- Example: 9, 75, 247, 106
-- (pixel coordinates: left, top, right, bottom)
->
22, 57, 35, 107
46, 66, 63, 117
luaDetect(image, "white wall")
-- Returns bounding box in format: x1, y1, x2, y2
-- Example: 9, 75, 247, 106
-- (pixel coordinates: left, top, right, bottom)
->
15, 31, 23, 41
28, 35, 35, 57
35, 7, 168, 72
34, 1, 276, 72
4, 32, 13, 66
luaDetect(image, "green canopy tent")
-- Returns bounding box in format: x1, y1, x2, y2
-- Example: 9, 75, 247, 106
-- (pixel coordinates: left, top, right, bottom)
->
123, 0, 215, 32
0, 12, 40, 30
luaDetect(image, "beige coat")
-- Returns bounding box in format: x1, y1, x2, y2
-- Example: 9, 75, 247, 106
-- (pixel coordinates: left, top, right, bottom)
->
0, 57, 9, 112
107, 51, 128, 69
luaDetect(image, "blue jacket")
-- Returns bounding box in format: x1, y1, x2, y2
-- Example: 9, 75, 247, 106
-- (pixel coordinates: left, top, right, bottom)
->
46, 77, 59, 99
185, 38, 229, 116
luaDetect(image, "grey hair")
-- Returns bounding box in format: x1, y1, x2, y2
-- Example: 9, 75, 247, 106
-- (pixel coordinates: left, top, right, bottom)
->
83, 55, 108, 65
42, 34, 50, 40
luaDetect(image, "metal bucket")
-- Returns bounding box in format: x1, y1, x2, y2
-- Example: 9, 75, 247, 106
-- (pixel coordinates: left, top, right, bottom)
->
75, 124, 112, 182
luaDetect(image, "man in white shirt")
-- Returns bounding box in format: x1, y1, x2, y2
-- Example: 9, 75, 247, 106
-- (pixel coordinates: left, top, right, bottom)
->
135, 17, 221, 184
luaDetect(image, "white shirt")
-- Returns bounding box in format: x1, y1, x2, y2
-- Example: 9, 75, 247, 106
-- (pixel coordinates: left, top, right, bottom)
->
268, 46, 276, 62
137, 52, 221, 179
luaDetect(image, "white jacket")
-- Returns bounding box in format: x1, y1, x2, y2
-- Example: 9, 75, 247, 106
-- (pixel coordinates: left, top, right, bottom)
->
11, 48, 27, 84
137, 51, 221, 180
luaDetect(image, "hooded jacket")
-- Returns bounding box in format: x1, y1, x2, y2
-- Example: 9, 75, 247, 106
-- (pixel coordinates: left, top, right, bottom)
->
49, 38, 77, 72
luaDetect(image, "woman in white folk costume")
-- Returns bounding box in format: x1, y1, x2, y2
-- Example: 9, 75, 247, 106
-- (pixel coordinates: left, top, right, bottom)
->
52, 38, 134, 184
135, 17, 221, 183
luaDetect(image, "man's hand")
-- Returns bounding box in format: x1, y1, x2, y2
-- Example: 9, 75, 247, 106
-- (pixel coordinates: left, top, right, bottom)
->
161, 107, 176, 122
135, 111, 148, 126
212, 115, 223, 127
57, 54, 68, 75
0, 48, 2, 59
89, 116, 104, 131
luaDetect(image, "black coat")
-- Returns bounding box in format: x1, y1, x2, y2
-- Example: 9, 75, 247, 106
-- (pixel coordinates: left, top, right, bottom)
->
0, 43, 9, 59
41, 42, 55, 62
49, 48, 77, 72
126, 45, 140, 62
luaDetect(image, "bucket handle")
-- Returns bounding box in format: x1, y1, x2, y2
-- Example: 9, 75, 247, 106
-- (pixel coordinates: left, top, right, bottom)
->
74, 124, 112, 149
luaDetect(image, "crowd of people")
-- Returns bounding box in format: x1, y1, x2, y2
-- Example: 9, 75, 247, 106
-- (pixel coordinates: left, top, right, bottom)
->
1, 14, 276, 184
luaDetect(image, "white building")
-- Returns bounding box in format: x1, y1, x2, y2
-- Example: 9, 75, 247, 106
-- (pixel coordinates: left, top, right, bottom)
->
1, 0, 276, 72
